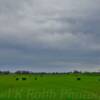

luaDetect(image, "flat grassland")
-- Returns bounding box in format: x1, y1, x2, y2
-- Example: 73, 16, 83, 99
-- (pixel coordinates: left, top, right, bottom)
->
0, 74, 100, 100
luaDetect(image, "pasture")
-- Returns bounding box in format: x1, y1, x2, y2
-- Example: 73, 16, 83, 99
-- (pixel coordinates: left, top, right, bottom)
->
0, 74, 100, 100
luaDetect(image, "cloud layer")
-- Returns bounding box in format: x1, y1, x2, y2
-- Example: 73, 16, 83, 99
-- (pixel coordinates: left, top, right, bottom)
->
0, 0, 100, 72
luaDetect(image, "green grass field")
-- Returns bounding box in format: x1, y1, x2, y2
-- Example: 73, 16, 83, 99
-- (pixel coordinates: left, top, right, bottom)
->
0, 74, 100, 100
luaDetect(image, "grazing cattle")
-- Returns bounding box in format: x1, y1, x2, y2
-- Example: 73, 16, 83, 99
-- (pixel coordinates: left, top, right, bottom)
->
35, 77, 37, 80
22, 77, 27, 80
77, 78, 81, 80
16, 78, 19, 80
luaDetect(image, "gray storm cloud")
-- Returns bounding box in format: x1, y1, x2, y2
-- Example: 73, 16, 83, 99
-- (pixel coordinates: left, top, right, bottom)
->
0, 0, 100, 71
0, 0, 100, 48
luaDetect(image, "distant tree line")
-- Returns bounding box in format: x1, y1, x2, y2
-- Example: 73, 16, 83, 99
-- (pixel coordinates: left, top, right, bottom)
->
0, 70, 100, 75
0, 71, 10, 75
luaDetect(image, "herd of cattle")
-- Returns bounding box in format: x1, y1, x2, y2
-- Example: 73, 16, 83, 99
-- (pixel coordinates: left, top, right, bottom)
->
16, 77, 81, 81
16, 77, 38, 80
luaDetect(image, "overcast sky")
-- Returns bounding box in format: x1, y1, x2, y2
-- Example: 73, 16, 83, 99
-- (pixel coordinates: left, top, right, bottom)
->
0, 0, 100, 72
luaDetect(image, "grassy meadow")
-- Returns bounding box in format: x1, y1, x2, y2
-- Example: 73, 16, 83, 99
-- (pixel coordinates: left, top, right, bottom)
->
0, 74, 100, 100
